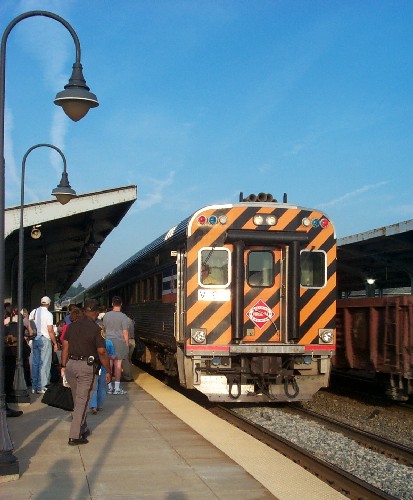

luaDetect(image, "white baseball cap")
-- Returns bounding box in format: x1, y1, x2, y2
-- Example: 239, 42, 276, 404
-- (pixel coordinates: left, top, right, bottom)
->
41, 296, 51, 305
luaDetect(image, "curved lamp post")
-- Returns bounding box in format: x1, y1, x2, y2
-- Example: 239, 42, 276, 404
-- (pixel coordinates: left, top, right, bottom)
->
0, 11, 98, 479
13, 144, 76, 404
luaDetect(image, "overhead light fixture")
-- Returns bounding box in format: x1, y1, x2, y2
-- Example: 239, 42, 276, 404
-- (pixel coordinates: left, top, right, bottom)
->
31, 225, 42, 239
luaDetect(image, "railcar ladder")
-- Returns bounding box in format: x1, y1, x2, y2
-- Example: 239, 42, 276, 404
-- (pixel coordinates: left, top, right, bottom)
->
383, 300, 399, 372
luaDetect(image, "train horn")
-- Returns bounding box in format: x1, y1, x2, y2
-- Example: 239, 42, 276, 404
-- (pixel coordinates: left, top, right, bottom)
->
241, 193, 276, 202
245, 193, 258, 202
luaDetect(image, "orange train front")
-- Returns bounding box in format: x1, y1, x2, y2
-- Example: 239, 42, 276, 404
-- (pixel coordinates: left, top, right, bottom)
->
175, 193, 336, 402
79, 192, 336, 403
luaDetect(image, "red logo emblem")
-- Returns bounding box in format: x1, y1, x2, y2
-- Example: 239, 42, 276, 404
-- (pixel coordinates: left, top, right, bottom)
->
246, 299, 274, 329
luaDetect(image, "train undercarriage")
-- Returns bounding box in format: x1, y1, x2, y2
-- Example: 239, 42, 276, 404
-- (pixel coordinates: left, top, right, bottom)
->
138, 341, 331, 403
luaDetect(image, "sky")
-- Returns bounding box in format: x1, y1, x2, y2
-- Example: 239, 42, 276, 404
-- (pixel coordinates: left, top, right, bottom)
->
1, 0, 413, 290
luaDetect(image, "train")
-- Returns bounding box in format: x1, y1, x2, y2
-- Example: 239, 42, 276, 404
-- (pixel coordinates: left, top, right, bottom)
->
335, 295, 413, 401
70, 192, 337, 403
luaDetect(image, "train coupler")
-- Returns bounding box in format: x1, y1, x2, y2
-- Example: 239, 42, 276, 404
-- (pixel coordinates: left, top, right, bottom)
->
283, 375, 299, 398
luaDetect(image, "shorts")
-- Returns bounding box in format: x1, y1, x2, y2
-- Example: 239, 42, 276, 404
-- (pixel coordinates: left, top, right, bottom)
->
110, 338, 128, 360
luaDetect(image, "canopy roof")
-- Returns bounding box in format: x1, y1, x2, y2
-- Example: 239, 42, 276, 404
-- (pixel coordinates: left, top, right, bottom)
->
5, 185, 137, 307
337, 219, 413, 294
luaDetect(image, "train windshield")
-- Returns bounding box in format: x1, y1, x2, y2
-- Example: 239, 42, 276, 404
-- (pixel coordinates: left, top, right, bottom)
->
247, 251, 274, 287
300, 250, 326, 288
199, 248, 230, 286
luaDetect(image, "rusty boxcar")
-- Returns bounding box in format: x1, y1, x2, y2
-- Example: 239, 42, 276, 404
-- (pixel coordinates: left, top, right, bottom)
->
335, 295, 413, 400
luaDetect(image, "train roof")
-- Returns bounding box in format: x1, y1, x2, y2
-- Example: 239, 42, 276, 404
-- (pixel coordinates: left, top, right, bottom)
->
84, 201, 333, 295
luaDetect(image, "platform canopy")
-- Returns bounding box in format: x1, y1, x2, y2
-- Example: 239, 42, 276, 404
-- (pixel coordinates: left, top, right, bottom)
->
5, 185, 137, 307
337, 219, 413, 295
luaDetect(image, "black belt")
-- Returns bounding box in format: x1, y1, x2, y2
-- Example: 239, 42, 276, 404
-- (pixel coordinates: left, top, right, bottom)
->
69, 355, 88, 361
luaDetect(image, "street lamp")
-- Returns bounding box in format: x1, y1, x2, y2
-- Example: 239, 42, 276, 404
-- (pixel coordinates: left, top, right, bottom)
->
13, 144, 76, 404
0, 11, 98, 479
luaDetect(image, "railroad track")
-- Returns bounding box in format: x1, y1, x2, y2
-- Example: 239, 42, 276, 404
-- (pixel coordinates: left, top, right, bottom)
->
287, 405, 413, 467
210, 405, 397, 500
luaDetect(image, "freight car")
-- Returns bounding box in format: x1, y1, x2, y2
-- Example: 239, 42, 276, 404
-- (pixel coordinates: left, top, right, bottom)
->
335, 296, 413, 401
75, 193, 336, 403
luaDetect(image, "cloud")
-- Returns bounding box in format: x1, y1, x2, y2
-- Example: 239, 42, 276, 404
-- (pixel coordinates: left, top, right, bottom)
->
319, 181, 388, 209
134, 170, 176, 211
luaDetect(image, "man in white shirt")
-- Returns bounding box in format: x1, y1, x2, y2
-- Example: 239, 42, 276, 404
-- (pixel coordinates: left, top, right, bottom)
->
29, 296, 58, 394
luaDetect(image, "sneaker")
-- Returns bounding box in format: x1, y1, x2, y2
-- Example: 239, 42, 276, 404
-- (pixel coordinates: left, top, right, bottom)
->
36, 389, 46, 394
113, 388, 127, 395
107, 387, 113, 394
31, 389, 36, 394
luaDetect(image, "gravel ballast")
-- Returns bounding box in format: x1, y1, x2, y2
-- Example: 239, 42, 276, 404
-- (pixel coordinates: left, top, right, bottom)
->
234, 391, 413, 499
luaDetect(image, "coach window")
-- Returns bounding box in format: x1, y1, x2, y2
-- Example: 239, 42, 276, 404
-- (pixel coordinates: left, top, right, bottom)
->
199, 247, 230, 287
139, 280, 144, 303
300, 250, 326, 288
247, 251, 274, 287
154, 273, 162, 300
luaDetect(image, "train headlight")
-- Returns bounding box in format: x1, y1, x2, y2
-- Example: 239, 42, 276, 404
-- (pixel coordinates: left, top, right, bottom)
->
253, 215, 264, 225
319, 329, 333, 344
253, 214, 277, 226
191, 328, 207, 344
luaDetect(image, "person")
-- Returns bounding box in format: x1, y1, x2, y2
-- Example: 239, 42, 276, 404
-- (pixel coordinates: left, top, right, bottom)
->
103, 296, 129, 395
60, 307, 83, 343
97, 305, 107, 321
29, 296, 58, 394
63, 304, 76, 325
2, 305, 23, 417
89, 321, 115, 414
201, 264, 219, 285
121, 315, 135, 382
21, 308, 34, 386
61, 299, 111, 446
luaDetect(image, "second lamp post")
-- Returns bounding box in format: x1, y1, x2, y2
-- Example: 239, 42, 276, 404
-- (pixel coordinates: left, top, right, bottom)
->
13, 144, 77, 402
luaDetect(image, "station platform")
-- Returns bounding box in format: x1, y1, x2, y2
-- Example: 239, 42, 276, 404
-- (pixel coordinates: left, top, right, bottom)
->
2, 368, 344, 499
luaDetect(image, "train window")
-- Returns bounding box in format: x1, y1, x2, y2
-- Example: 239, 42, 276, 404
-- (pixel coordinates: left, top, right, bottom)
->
139, 281, 144, 303
154, 273, 162, 300
199, 247, 230, 287
247, 251, 274, 287
300, 250, 326, 288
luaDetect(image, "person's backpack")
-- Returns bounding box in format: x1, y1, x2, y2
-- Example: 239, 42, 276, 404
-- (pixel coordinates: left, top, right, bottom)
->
25, 309, 38, 341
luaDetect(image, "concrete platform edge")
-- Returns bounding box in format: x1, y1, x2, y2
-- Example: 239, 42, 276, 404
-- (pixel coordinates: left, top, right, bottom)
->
134, 368, 345, 500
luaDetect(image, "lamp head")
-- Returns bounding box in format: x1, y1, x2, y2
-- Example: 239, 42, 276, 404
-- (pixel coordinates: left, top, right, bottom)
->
52, 171, 77, 205
54, 62, 99, 121
31, 225, 42, 239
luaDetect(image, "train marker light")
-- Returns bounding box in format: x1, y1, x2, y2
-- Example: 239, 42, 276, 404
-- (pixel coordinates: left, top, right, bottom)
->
312, 218, 320, 228
319, 329, 333, 344
302, 217, 311, 227
208, 215, 217, 225
320, 218, 329, 228
198, 215, 207, 225
218, 215, 227, 225
191, 328, 207, 344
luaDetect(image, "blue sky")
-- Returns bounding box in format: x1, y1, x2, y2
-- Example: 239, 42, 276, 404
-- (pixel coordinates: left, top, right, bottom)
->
2, 0, 413, 289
